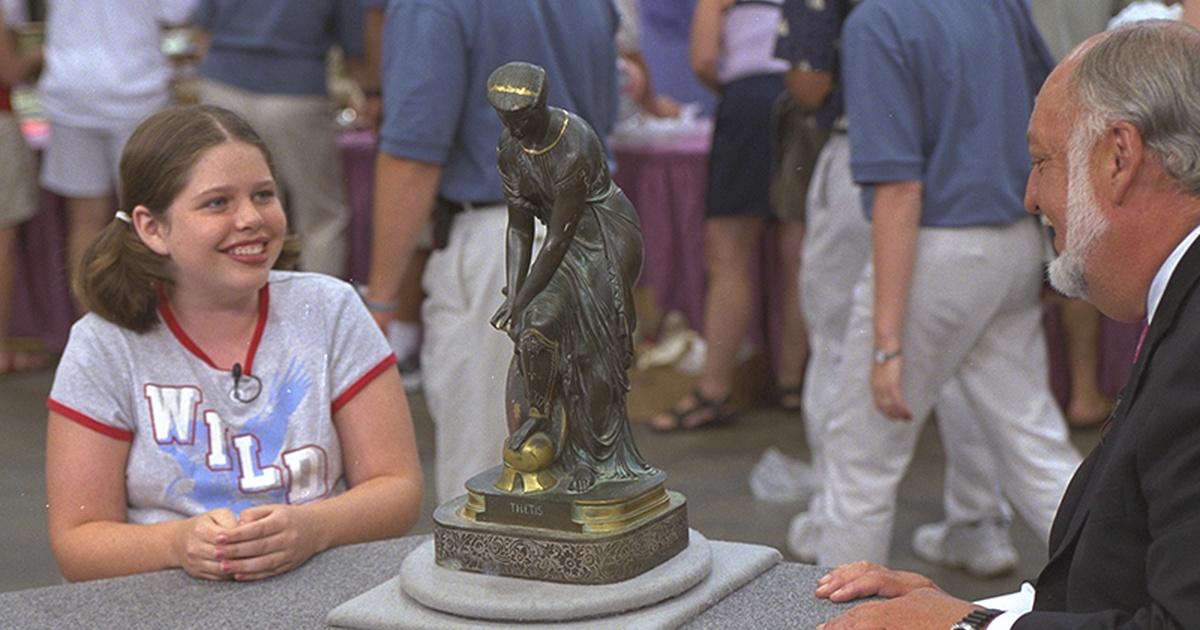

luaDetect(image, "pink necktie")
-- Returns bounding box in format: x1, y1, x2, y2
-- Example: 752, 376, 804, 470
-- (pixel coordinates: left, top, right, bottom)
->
1133, 321, 1149, 363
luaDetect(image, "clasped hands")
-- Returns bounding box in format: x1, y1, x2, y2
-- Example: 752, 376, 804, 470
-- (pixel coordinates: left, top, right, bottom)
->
814, 561, 979, 629
174, 504, 324, 582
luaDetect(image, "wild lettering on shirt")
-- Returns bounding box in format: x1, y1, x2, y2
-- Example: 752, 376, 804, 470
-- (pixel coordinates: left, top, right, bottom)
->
143, 383, 325, 505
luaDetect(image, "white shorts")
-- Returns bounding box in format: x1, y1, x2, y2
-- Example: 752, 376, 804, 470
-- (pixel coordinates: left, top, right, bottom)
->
39, 121, 138, 198
0, 113, 38, 228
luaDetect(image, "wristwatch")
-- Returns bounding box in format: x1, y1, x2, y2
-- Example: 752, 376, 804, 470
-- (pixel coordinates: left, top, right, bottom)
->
950, 607, 1005, 630
873, 347, 902, 364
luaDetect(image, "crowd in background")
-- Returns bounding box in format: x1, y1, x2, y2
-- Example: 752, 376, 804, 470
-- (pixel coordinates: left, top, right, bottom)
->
4, 0, 1199, 611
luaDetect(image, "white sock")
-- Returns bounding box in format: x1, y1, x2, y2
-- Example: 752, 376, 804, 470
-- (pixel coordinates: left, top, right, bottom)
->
386, 321, 421, 359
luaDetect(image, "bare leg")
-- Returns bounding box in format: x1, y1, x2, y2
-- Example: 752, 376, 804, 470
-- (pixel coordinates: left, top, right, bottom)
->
1060, 297, 1113, 427
651, 216, 763, 429
66, 195, 111, 313
775, 219, 809, 407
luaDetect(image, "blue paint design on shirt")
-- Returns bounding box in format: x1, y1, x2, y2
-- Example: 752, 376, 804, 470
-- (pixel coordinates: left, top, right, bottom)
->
164, 360, 311, 517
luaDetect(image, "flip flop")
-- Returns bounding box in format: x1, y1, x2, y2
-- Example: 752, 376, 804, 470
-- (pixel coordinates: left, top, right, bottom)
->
774, 385, 804, 413
651, 387, 735, 432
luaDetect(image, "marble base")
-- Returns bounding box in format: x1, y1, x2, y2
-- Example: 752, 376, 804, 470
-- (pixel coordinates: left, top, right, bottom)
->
325, 533, 782, 630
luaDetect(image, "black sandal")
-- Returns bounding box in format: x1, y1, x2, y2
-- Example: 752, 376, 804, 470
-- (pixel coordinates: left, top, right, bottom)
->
774, 385, 804, 413
651, 388, 735, 432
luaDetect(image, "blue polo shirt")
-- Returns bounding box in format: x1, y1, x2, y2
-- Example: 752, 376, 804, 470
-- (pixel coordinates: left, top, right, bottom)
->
774, 0, 856, 130
192, 0, 365, 97
842, 0, 1054, 226
379, 0, 619, 205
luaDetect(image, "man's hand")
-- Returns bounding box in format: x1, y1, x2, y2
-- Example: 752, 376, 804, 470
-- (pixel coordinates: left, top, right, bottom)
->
214, 505, 325, 581
172, 508, 237, 580
819, 587, 979, 629
816, 561, 936, 602
871, 357, 914, 420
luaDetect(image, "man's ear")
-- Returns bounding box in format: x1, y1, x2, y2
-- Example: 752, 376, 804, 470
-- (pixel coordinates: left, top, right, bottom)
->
1103, 120, 1145, 205
132, 205, 170, 256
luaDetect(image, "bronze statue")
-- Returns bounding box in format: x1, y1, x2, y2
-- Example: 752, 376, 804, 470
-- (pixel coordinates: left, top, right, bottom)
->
487, 61, 653, 494
430, 62, 688, 585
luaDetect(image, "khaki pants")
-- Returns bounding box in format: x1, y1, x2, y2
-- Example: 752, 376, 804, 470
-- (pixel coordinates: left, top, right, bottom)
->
817, 218, 1081, 565
800, 134, 1016, 544
198, 79, 349, 277
420, 206, 513, 502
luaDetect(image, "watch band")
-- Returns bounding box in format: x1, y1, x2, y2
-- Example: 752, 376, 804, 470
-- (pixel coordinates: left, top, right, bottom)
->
950, 607, 1005, 630
873, 348, 902, 364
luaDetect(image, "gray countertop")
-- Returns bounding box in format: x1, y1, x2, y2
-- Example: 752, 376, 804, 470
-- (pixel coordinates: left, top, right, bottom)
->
0, 536, 855, 629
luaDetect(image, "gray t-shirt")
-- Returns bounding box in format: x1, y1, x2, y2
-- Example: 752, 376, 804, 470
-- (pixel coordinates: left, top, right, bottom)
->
49, 272, 395, 524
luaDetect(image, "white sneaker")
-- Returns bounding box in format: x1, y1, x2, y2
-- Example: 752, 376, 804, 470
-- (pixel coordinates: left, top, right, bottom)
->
787, 511, 819, 564
911, 520, 1018, 578
384, 321, 423, 392
397, 354, 422, 393
749, 447, 817, 504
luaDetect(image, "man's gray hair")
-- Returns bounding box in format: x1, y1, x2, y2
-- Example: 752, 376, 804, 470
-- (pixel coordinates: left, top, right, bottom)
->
1070, 20, 1200, 194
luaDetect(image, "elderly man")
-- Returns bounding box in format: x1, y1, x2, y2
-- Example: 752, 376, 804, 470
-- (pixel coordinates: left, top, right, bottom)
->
815, 20, 1200, 630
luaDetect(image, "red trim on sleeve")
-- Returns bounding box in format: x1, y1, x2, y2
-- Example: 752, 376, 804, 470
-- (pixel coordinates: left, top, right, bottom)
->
47, 399, 135, 442
331, 353, 398, 414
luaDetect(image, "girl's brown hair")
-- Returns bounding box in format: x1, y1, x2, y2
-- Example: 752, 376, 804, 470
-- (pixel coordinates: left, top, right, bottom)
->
74, 105, 299, 332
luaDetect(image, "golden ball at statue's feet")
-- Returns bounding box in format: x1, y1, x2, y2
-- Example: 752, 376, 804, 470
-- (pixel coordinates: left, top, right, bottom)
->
503, 431, 556, 472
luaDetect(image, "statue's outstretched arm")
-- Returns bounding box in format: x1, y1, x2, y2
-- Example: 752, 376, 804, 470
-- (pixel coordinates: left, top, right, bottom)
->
492, 203, 535, 332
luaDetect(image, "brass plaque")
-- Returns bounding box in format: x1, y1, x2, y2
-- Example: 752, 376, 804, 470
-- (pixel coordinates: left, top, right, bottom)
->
478, 495, 580, 531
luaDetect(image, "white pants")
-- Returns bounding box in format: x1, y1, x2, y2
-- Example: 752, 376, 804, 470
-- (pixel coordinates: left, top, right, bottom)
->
39, 120, 138, 198
198, 79, 350, 277
420, 207, 513, 502
817, 217, 1081, 565
801, 135, 1012, 532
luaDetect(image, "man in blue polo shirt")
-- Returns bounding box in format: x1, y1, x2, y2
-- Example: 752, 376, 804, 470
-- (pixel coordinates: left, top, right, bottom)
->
772, 0, 1021, 578
362, 1, 619, 502
814, 0, 1082, 569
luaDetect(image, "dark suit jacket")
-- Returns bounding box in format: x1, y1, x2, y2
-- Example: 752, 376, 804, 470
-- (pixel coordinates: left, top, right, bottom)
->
1015, 237, 1200, 629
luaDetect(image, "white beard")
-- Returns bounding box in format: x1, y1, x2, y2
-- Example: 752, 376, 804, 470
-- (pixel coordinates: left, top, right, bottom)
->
1047, 128, 1109, 298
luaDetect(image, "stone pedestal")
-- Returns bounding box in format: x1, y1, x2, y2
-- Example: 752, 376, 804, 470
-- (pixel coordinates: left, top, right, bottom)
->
324, 532, 784, 629
432, 465, 689, 584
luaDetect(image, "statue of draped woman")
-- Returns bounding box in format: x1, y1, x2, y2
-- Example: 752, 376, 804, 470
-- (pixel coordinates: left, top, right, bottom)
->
487, 61, 655, 494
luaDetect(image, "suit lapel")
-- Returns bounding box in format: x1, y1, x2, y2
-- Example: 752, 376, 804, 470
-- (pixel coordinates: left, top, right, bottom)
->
1042, 236, 1200, 569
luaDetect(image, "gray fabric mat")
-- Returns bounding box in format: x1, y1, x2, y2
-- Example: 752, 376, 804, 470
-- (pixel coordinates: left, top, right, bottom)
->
327, 537, 781, 629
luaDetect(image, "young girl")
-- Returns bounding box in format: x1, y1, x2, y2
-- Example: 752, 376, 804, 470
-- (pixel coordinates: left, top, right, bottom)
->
45, 105, 422, 582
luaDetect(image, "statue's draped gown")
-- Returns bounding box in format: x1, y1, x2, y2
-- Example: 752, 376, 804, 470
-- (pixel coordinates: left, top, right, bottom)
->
497, 109, 653, 484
